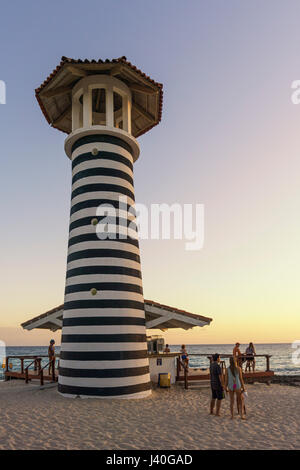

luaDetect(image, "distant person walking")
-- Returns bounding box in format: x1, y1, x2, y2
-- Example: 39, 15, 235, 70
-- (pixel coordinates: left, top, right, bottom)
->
48, 339, 55, 377
245, 342, 256, 372
209, 353, 226, 417
225, 356, 246, 420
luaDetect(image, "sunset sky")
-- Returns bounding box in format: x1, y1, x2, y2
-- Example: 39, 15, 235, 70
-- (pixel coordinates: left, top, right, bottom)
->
1, 0, 300, 346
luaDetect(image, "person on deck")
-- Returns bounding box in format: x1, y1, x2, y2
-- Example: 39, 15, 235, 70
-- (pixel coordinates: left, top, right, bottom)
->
245, 342, 256, 372
180, 345, 189, 368
225, 356, 246, 420
163, 344, 170, 353
209, 353, 226, 417
48, 339, 55, 376
233, 342, 244, 368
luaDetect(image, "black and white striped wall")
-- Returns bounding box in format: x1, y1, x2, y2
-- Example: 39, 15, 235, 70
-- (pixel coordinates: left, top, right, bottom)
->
58, 133, 151, 398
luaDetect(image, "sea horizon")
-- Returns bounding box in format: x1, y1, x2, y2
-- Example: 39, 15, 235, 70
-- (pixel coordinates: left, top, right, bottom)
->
4, 341, 295, 347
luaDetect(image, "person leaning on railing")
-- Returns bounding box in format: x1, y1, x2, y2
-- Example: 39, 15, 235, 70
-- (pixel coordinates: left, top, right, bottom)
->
180, 345, 189, 369
245, 342, 256, 372
233, 342, 246, 369
48, 339, 55, 376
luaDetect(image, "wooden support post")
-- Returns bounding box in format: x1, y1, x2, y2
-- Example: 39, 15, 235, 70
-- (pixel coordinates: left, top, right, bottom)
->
132, 102, 155, 122
40, 369, 44, 387
177, 357, 181, 377
184, 365, 188, 390
5, 357, 9, 381
21, 358, 24, 374
52, 359, 55, 382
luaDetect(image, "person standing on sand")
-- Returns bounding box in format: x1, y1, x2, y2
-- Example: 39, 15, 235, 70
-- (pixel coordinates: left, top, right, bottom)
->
48, 339, 55, 376
209, 353, 226, 417
225, 356, 246, 420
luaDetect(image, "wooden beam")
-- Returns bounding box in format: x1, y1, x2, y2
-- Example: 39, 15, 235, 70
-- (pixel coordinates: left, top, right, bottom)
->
66, 65, 88, 77
166, 319, 192, 330
129, 83, 158, 95
132, 102, 155, 122
50, 318, 63, 328
41, 85, 72, 98
120, 66, 158, 90
52, 106, 71, 126
110, 65, 123, 76
146, 313, 174, 329
145, 304, 209, 328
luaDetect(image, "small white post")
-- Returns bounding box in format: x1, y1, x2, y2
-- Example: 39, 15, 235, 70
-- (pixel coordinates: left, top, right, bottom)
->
72, 91, 81, 131
122, 94, 131, 133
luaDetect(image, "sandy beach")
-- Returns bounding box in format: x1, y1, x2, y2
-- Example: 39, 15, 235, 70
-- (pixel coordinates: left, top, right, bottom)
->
0, 381, 299, 450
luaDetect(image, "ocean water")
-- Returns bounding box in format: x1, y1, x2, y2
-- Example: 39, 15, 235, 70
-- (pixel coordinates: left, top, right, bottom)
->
1, 343, 299, 380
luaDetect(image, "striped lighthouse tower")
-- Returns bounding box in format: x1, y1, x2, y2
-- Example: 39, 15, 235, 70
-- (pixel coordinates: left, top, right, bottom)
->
35, 57, 163, 398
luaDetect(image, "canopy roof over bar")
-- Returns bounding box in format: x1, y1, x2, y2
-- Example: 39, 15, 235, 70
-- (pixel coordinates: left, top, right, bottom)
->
21, 300, 212, 332
35, 56, 163, 138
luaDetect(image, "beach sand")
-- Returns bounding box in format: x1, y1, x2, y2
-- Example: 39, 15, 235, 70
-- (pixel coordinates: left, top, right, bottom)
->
0, 381, 299, 450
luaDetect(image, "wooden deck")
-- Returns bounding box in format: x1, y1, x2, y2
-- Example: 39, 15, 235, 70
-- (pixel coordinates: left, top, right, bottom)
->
176, 370, 275, 383
5, 370, 58, 382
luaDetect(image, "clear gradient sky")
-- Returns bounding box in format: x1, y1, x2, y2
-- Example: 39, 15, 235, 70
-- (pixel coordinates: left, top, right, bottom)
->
1, 0, 300, 346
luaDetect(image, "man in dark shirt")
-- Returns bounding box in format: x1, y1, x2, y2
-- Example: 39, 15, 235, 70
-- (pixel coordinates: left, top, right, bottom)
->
209, 353, 225, 416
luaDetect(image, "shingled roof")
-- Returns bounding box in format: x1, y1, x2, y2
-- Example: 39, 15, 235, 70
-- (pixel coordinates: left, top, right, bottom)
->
35, 56, 163, 138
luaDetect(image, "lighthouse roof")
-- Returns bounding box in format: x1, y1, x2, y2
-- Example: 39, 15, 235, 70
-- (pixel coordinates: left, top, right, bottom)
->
35, 56, 163, 138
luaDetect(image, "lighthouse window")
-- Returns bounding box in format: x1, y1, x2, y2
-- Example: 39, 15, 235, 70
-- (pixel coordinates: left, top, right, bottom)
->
92, 88, 106, 125
113, 91, 123, 129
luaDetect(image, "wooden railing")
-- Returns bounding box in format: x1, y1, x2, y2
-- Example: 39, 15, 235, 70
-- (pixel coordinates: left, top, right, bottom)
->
5, 355, 48, 376
176, 353, 273, 389
205, 354, 272, 372
5, 355, 58, 385
25, 359, 41, 383
40, 359, 56, 385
